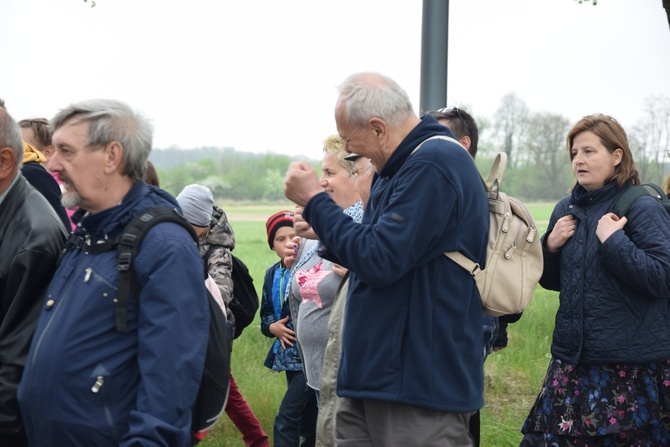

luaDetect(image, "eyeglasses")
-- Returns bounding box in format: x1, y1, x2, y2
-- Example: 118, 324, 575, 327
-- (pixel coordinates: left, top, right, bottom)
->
350, 161, 372, 179
349, 167, 363, 178
437, 107, 470, 137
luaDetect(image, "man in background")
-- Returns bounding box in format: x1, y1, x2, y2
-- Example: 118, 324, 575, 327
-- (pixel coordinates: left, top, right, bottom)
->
0, 101, 70, 231
19, 117, 76, 230
0, 107, 66, 446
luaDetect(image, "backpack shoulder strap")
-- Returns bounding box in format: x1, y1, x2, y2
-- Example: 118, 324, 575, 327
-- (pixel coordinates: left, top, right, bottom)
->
411, 135, 465, 155
641, 183, 668, 200
444, 251, 481, 276
485, 153, 508, 197
613, 185, 652, 218
411, 135, 490, 191
115, 206, 198, 332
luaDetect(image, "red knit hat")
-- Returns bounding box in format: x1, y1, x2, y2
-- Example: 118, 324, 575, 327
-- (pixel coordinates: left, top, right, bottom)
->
266, 210, 294, 249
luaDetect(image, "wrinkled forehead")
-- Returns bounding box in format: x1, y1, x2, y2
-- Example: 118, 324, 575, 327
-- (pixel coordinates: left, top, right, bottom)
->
52, 118, 91, 147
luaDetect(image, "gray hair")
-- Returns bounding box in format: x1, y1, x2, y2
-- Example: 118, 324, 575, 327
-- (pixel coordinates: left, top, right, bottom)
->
0, 109, 25, 168
337, 72, 414, 128
360, 161, 376, 176
51, 99, 153, 182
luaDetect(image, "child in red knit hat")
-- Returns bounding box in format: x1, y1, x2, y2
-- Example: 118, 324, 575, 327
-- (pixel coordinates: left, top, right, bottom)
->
260, 210, 317, 446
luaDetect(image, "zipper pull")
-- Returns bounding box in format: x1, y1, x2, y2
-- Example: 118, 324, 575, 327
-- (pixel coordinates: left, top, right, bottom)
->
91, 376, 104, 393
504, 242, 518, 260
84, 268, 92, 282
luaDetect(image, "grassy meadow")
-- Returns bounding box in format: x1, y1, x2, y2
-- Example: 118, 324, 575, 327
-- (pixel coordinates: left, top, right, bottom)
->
201, 201, 559, 447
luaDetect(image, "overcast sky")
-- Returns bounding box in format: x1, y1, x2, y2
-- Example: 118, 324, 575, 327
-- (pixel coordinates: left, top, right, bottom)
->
1, 0, 669, 158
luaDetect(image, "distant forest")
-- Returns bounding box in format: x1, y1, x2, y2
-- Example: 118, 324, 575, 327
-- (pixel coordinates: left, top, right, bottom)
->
149, 146, 236, 169
151, 93, 670, 202
150, 146, 317, 202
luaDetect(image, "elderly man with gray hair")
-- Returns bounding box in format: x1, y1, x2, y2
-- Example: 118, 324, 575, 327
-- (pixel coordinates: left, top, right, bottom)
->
286, 73, 489, 446
0, 107, 66, 446
17, 99, 209, 447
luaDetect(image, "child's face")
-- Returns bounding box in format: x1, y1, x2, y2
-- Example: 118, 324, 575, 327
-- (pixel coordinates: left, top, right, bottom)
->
272, 226, 296, 260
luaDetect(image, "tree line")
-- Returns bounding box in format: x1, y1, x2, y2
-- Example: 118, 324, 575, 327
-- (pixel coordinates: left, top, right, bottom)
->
151, 147, 309, 202
152, 93, 670, 202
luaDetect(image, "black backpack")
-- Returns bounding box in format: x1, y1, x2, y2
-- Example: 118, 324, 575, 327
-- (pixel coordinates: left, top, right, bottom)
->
203, 246, 259, 339
613, 183, 670, 218
66, 206, 231, 444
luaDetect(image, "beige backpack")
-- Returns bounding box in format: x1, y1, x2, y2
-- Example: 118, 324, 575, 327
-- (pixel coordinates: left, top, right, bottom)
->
445, 152, 543, 316
413, 137, 543, 316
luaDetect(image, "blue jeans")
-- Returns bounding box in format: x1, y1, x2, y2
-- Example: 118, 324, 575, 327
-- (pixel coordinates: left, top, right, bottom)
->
274, 370, 318, 447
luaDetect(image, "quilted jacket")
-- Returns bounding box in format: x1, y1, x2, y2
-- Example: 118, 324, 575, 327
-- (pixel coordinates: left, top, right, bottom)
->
541, 181, 670, 365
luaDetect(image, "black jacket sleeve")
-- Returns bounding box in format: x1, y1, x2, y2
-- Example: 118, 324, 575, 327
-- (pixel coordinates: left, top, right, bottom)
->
21, 162, 71, 232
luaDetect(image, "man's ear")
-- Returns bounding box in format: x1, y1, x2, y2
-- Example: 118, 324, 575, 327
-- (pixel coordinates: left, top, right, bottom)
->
0, 147, 17, 180
103, 141, 124, 174
369, 117, 387, 139
459, 135, 471, 152
43, 145, 55, 159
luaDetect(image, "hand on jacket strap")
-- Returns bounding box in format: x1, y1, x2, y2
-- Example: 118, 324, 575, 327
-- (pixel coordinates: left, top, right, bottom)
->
596, 213, 627, 243
546, 215, 578, 252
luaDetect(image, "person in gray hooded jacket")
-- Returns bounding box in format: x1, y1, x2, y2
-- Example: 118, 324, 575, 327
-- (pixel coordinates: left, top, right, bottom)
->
177, 185, 270, 447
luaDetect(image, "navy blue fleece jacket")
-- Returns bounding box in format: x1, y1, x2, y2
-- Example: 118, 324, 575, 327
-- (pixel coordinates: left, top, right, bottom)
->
303, 115, 489, 412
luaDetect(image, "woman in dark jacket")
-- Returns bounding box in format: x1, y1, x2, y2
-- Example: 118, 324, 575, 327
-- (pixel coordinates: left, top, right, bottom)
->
521, 114, 670, 446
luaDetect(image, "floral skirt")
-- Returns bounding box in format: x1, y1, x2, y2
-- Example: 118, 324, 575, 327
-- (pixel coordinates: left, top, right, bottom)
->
520, 357, 670, 447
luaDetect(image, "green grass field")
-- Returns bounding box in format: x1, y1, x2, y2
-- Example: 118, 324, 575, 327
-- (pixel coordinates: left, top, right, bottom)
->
201, 202, 559, 447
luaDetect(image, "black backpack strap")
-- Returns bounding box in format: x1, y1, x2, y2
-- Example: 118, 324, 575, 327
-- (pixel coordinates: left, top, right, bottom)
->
641, 183, 668, 200
115, 206, 198, 332
613, 184, 669, 218
57, 232, 117, 265
613, 186, 649, 218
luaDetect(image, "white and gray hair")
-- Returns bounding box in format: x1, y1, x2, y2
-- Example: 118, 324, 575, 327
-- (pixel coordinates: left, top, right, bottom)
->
337, 72, 414, 128
51, 99, 153, 182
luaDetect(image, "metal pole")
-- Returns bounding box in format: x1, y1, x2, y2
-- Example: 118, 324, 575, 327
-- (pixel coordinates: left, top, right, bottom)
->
419, 0, 449, 113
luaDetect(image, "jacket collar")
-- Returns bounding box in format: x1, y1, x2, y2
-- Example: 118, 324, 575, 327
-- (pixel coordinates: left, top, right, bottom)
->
571, 181, 623, 207
378, 114, 455, 179
76, 182, 149, 240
